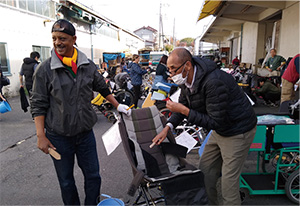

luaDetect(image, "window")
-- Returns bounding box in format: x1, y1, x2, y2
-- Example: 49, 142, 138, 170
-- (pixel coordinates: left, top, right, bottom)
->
142, 35, 150, 40
95, 25, 119, 40
19, 0, 26, 9
0, 43, 11, 74
17, 0, 55, 18
0, 0, 16, 7
32, 45, 51, 62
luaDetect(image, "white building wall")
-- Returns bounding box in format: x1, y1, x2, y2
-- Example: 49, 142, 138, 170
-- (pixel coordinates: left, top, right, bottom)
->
279, 1, 300, 58
0, 5, 54, 96
241, 22, 259, 64
0, 4, 144, 96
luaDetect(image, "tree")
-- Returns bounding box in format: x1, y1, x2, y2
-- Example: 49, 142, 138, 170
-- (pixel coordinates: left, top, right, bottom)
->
165, 44, 174, 53
180, 37, 195, 47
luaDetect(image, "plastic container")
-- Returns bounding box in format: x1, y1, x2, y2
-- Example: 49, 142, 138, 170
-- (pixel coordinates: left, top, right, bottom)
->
0, 101, 11, 113
97, 194, 125, 206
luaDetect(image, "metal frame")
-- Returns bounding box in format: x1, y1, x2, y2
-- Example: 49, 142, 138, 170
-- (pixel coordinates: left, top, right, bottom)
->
240, 123, 299, 201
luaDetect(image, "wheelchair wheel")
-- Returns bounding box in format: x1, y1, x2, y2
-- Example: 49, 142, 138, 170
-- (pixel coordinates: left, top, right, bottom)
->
262, 152, 293, 173
239, 190, 246, 203
159, 108, 172, 119
107, 113, 117, 123
285, 169, 299, 204
115, 90, 134, 106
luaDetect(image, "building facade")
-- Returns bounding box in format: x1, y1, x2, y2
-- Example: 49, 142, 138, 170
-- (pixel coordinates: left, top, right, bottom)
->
0, 0, 144, 96
134, 26, 158, 49
198, 0, 299, 75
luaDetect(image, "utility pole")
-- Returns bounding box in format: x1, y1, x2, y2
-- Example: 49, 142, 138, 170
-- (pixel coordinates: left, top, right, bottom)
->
173, 18, 175, 47
158, 2, 162, 51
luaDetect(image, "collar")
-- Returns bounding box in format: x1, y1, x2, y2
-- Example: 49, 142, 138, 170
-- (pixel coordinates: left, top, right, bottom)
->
185, 66, 197, 89
50, 48, 89, 70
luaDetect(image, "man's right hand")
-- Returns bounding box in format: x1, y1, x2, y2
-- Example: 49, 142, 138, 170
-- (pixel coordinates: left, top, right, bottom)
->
152, 126, 169, 145
37, 134, 56, 154
268, 68, 272, 72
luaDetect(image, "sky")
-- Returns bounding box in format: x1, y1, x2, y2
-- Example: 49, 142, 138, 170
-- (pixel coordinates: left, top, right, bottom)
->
81, 0, 214, 40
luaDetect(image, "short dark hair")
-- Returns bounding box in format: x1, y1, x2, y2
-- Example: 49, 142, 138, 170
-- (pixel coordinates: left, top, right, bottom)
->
258, 78, 266, 85
30, 51, 40, 59
159, 55, 168, 64
270, 48, 277, 53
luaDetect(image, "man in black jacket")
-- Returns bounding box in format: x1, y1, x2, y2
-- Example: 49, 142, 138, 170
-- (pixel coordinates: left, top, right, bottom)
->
31, 19, 131, 205
153, 48, 257, 205
19, 51, 40, 96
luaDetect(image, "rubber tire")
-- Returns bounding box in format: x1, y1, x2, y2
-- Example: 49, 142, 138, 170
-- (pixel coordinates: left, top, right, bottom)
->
285, 169, 300, 204
159, 108, 172, 119
240, 190, 246, 203
262, 152, 293, 173
115, 91, 134, 106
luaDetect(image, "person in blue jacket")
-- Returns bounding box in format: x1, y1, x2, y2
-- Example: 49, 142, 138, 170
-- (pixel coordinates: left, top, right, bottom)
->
129, 54, 147, 108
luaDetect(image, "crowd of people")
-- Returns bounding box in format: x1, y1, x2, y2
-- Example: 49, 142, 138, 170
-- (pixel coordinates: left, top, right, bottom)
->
0, 19, 299, 206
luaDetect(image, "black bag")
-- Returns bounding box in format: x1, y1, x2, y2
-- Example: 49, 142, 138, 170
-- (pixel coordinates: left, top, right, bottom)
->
161, 172, 208, 205
1, 76, 10, 86
19, 87, 29, 113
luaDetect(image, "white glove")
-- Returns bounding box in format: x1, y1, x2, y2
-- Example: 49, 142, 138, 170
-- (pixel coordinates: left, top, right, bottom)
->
117, 104, 131, 116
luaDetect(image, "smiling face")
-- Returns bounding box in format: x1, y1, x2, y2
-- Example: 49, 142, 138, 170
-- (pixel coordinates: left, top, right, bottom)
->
52, 32, 76, 57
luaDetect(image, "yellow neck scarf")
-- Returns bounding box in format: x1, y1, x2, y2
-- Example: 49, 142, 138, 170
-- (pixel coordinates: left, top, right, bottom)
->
55, 48, 78, 74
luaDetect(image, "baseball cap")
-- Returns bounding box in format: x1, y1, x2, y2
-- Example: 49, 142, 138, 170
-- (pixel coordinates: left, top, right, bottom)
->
51, 19, 76, 36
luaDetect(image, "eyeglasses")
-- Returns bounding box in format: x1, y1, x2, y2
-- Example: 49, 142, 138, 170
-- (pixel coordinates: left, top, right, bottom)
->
169, 60, 188, 74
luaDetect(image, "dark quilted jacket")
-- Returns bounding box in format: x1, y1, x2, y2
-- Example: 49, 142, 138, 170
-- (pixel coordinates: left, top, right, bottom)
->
168, 57, 257, 137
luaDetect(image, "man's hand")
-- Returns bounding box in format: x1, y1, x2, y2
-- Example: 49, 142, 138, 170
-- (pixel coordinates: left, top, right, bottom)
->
267, 68, 272, 72
20, 85, 24, 88
152, 126, 169, 145
251, 88, 256, 91
37, 134, 56, 154
166, 100, 190, 116
117, 104, 131, 116
277, 66, 281, 71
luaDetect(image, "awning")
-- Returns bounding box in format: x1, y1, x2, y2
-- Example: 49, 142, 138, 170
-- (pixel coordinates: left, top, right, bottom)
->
197, 0, 223, 21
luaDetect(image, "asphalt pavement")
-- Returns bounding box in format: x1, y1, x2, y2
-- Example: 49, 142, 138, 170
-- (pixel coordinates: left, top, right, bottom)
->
0, 96, 296, 205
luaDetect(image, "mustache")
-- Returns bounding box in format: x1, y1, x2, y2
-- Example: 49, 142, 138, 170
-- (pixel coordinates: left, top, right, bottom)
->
55, 44, 65, 48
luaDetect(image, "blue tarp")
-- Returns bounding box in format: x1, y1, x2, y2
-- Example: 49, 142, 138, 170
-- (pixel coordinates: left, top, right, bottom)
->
103, 53, 125, 63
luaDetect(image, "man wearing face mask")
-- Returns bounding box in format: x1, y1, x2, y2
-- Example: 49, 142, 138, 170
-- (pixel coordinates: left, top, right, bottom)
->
152, 48, 257, 205
31, 19, 131, 205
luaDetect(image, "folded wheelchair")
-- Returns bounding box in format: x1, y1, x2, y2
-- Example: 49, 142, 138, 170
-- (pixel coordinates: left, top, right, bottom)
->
118, 106, 208, 205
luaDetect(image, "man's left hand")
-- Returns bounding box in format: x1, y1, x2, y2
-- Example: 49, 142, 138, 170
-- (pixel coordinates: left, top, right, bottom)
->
117, 104, 131, 116
166, 100, 189, 116
277, 66, 281, 71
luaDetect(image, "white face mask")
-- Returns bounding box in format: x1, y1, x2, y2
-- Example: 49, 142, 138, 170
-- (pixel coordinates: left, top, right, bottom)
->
171, 65, 189, 85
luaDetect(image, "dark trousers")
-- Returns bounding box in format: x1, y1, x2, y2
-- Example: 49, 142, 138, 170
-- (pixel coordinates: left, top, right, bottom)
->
46, 130, 101, 205
133, 85, 141, 108
262, 92, 281, 103
25, 84, 32, 97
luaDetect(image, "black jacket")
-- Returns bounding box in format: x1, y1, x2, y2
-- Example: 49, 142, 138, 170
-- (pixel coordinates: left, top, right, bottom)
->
168, 57, 257, 137
20, 58, 38, 88
19, 87, 29, 112
31, 49, 111, 136
155, 63, 169, 81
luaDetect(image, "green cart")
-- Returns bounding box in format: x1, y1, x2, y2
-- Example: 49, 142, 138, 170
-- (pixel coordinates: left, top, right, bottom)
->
240, 122, 300, 204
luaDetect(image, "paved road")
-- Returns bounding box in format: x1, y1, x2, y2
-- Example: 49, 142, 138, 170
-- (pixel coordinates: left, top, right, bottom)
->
0, 96, 295, 205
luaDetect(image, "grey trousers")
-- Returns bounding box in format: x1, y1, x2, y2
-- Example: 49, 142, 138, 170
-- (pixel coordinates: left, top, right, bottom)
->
199, 126, 256, 205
